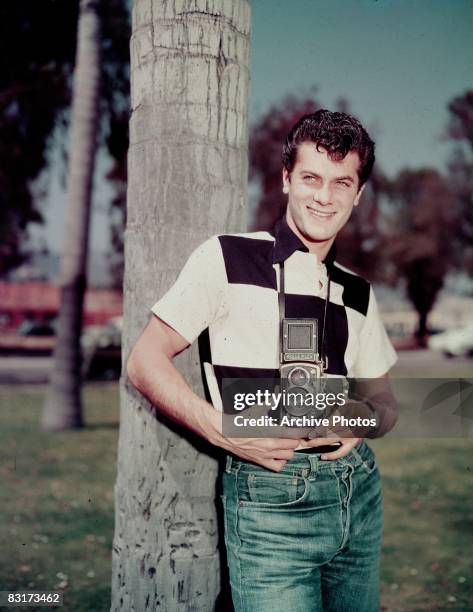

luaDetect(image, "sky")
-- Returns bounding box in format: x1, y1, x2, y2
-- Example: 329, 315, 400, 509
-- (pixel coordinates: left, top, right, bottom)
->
250, 0, 473, 175
31, 0, 473, 256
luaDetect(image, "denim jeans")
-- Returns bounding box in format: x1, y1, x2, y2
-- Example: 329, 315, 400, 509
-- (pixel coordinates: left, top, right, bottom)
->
221, 441, 383, 612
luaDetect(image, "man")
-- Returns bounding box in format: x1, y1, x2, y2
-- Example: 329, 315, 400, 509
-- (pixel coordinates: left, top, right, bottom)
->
127, 110, 398, 611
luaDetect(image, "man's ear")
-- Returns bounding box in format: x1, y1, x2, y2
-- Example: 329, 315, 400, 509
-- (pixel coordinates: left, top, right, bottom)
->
354, 183, 366, 207
282, 168, 290, 193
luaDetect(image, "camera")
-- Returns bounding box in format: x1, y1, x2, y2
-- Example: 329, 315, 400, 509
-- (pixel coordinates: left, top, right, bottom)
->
279, 318, 328, 418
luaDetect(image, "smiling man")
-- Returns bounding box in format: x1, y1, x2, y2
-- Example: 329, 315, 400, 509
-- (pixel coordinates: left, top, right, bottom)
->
127, 110, 398, 611
284, 144, 364, 248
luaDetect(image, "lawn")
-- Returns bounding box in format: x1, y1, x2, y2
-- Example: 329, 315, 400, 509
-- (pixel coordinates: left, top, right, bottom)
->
0, 363, 472, 611
372, 437, 473, 611
0, 384, 119, 612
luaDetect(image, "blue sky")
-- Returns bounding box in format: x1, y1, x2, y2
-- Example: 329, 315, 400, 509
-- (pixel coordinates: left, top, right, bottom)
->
33, 0, 473, 255
251, 0, 473, 175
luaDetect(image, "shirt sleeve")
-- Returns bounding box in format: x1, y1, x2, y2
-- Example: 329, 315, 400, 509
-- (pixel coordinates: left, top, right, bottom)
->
150, 235, 228, 345
352, 285, 398, 378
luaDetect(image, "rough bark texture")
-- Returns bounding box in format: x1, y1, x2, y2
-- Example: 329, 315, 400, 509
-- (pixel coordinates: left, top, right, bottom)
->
111, 1, 250, 610
41, 0, 101, 431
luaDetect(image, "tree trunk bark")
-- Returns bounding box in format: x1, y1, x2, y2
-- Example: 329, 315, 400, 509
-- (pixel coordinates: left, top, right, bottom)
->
416, 310, 428, 347
111, 1, 250, 610
41, 0, 101, 431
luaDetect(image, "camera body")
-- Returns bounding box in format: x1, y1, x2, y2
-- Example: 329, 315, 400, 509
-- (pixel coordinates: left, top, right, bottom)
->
279, 318, 327, 418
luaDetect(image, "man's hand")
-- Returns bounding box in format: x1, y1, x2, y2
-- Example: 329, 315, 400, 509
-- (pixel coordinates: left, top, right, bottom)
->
300, 400, 367, 459
216, 431, 361, 468
211, 401, 363, 469
204, 407, 302, 471
209, 405, 361, 470
318, 438, 362, 460
223, 435, 303, 472
327, 400, 377, 438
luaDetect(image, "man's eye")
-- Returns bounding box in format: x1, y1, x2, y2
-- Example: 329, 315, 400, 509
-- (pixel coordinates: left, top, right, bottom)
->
303, 175, 315, 181
337, 181, 350, 188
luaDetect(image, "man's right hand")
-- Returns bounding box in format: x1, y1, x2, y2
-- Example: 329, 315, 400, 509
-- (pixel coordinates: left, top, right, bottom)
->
203, 404, 300, 470
219, 434, 303, 472
205, 408, 343, 472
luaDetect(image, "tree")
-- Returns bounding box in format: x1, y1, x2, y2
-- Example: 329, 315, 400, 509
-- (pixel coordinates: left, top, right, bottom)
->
0, 1, 77, 274
447, 148, 473, 275
0, 0, 130, 277
111, 1, 250, 609
41, 0, 102, 431
448, 89, 473, 150
384, 169, 457, 345
447, 89, 473, 276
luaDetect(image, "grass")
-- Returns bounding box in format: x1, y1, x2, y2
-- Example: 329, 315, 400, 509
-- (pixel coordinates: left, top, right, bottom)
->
372, 437, 473, 611
0, 354, 472, 611
0, 383, 119, 612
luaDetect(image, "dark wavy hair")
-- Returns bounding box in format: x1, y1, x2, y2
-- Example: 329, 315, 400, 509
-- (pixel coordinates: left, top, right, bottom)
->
282, 109, 375, 188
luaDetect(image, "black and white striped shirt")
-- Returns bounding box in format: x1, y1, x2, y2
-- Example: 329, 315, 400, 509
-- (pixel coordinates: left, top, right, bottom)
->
151, 218, 397, 411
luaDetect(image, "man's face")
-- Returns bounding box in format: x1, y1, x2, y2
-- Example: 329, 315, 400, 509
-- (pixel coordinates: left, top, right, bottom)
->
283, 142, 365, 251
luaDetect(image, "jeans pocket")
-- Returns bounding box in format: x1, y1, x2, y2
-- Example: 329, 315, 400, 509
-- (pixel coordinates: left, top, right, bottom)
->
241, 472, 309, 507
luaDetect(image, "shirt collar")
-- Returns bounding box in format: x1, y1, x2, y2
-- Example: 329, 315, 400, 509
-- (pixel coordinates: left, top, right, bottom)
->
271, 216, 337, 267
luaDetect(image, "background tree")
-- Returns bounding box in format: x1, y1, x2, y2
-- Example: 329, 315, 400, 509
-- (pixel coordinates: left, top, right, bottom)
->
447, 149, 473, 275
447, 89, 473, 277
0, 0, 130, 278
111, 1, 251, 609
41, 0, 102, 431
448, 88, 473, 149
0, 0, 77, 274
384, 168, 457, 345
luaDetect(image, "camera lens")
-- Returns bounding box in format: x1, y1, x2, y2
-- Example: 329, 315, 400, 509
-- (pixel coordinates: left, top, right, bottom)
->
289, 367, 309, 387
284, 387, 310, 416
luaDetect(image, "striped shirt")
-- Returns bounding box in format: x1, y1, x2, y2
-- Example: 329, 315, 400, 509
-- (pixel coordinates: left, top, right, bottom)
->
151, 217, 397, 411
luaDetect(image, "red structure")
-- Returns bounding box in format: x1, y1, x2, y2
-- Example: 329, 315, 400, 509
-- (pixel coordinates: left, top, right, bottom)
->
0, 282, 122, 331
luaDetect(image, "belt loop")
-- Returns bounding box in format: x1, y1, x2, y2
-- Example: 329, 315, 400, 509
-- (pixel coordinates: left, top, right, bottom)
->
308, 454, 319, 478
225, 454, 233, 473
350, 442, 364, 467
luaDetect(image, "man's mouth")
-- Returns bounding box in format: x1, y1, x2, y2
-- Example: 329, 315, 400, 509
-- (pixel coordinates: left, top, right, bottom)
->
306, 205, 336, 219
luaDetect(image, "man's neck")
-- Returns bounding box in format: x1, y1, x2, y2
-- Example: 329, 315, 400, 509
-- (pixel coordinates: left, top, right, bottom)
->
285, 214, 335, 263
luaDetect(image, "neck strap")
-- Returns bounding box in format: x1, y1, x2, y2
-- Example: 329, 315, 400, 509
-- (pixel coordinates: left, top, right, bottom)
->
278, 261, 331, 366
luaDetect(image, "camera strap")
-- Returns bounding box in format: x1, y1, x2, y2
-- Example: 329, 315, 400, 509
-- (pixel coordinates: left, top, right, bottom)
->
278, 261, 331, 370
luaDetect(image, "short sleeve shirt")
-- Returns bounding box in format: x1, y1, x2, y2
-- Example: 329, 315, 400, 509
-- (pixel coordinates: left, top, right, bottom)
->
151, 218, 398, 411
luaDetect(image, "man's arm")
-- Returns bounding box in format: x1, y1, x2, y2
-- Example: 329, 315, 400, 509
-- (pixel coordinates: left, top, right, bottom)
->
126, 315, 305, 472
307, 371, 398, 461
352, 372, 398, 438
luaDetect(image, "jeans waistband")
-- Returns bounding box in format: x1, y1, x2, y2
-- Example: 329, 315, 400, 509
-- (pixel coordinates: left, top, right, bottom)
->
225, 440, 370, 475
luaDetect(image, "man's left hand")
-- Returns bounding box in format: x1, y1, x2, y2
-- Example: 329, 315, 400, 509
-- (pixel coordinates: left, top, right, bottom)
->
318, 437, 362, 460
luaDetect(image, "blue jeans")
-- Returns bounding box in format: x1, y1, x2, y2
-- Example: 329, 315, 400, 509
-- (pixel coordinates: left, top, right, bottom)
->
221, 441, 383, 612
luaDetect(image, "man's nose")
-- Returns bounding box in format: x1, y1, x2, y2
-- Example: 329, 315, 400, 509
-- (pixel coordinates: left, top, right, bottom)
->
313, 183, 332, 206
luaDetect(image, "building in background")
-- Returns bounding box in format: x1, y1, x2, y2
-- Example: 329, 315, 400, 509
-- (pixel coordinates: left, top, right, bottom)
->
0, 281, 122, 332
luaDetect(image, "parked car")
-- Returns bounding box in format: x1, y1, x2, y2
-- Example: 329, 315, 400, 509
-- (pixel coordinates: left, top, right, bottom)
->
17, 319, 57, 336
81, 317, 122, 379
428, 323, 473, 358
0, 319, 57, 355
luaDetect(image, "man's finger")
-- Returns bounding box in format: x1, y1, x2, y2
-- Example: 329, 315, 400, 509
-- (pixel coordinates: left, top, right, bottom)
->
320, 439, 361, 461
303, 437, 342, 447
263, 458, 288, 472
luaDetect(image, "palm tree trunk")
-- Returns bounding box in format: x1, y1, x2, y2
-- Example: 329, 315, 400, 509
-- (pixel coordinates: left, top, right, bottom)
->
41, 0, 101, 431
111, 0, 250, 609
